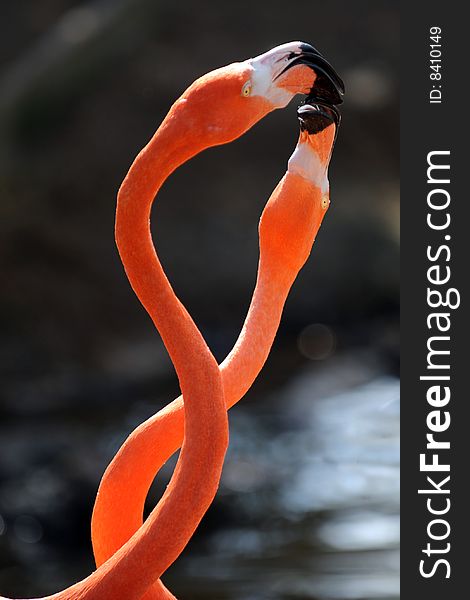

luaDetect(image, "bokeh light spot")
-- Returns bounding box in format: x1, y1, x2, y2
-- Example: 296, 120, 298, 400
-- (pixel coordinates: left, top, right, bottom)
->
297, 323, 336, 360
13, 515, 43, 544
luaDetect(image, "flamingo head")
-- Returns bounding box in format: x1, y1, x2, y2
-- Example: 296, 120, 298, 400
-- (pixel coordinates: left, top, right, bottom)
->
250, 41, 344, 107
177, 42, 344, 146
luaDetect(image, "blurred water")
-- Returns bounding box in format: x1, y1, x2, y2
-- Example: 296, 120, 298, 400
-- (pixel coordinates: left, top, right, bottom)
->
0, 351, 399, 598
163, 355, 399, 600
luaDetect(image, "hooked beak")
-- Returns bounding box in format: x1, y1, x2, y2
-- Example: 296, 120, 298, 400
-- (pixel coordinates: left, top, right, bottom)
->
248, 42, 344, 109
298, 102, 341, 132
297, 102, 341, 151
275, 42, 345, 105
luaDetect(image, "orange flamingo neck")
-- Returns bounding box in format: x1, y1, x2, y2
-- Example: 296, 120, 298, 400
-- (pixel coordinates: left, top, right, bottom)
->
2, 72, 230, 600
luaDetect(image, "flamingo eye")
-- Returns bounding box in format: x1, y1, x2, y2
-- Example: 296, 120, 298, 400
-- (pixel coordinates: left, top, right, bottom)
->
241, 81, 252, 97
321, 195, 329, 210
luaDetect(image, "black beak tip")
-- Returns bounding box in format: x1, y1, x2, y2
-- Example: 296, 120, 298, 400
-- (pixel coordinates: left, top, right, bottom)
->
299, 42, 323, 57
310, 73, 345, 105
282, 43, 345, 106
297, 103, 341, 134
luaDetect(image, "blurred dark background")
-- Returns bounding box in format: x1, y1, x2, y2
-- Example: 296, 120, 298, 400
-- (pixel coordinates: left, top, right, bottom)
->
0, 1, 399, 599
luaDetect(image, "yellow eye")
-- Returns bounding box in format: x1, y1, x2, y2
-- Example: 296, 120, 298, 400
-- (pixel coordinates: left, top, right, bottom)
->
241, 81, 252, 97
321, 195, 329, 210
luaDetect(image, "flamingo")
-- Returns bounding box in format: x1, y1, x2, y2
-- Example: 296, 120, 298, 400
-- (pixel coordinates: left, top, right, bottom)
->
92, 110, 339, 600
93, 105, 340, 600
1, 42, 342, 600
92, 105, 339, 584
92, 52, 342, 600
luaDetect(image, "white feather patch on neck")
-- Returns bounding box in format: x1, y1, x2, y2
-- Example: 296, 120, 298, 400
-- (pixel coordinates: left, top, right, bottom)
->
287, 141, 329, 193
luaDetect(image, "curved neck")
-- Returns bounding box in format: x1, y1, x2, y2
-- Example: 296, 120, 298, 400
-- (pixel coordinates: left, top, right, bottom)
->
220, 256, 292, 403
90, 170, 329, 600
222, 171, 326, 403
2, 98, 229, 600
87, 102, 228, 597
115, 102, 208, 375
